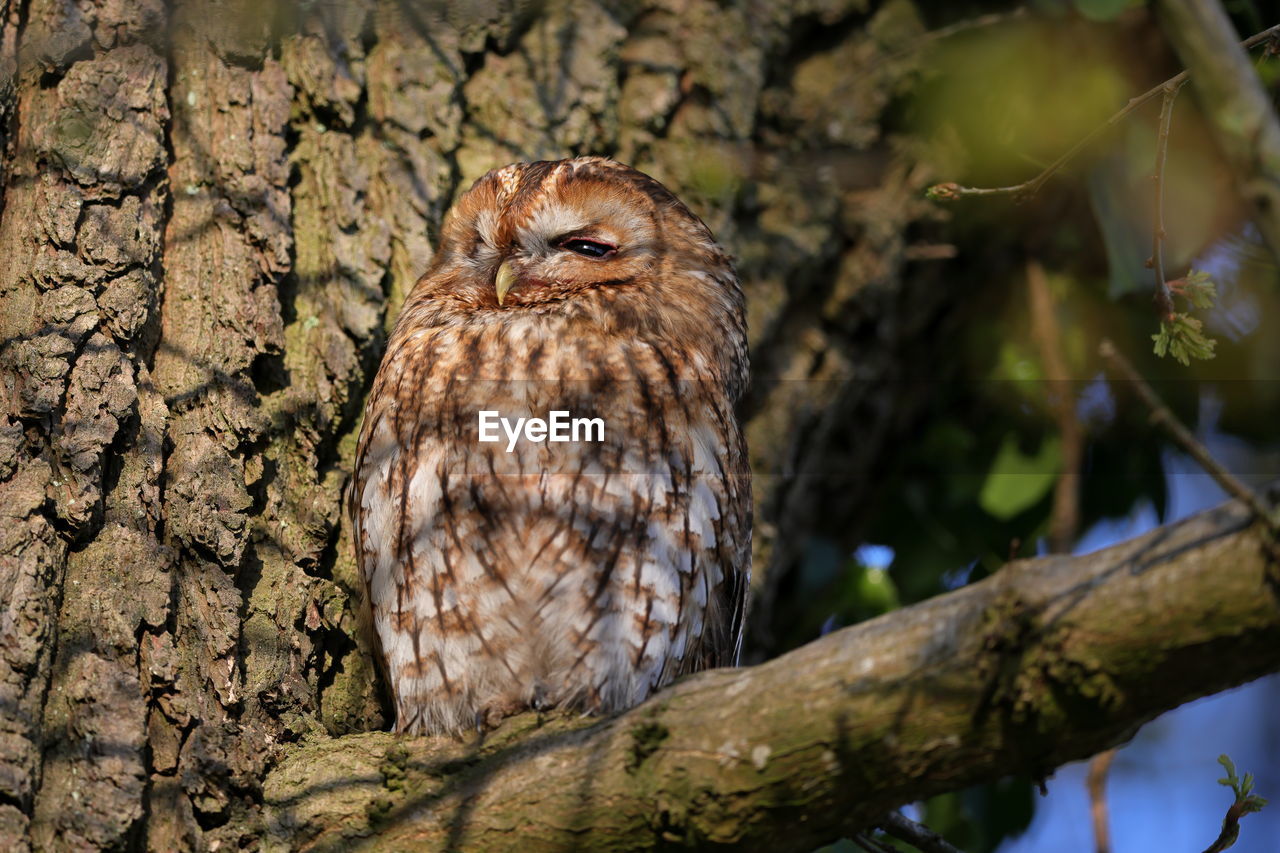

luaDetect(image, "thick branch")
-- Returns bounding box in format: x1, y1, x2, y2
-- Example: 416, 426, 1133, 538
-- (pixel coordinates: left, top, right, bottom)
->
1153, 0, 1280, 261
264, 496, 1280, 851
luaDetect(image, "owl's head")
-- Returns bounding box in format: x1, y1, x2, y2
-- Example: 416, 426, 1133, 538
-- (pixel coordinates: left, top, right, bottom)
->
415, 157, 742, 338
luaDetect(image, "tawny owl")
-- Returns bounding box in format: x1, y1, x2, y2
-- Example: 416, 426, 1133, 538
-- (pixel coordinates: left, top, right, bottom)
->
351, 156, 750, 735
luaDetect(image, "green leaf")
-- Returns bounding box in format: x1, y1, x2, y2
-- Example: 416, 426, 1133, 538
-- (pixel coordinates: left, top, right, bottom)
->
1152, 314, 1216, 366
1153, 328, 1170, 358
1181, 269, 1218, 310
1216, 754, 1268, 815
979, 434, 1062, 520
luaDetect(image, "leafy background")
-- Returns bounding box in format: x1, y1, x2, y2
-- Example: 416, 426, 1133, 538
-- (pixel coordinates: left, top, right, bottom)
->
793, 0, 1280, 849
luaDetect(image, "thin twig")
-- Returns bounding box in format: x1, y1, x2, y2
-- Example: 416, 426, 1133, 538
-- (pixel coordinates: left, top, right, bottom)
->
1201, 754, 1268, 853
877, 811, 967, 853
1099, 340, 1278, 534
882, 8, 1032, 68
921, 8, 1029, 47
890, 7, 1031, 62
1202, 800, 1255, 853
926, 23, 1280, 202
1087, 748, 1118, 853
1150, 81, 1185, 320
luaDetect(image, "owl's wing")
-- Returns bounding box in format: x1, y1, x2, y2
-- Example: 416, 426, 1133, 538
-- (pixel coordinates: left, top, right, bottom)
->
348, 388, 397, 721
723, 422, 752, 667
688, 390, 752, 672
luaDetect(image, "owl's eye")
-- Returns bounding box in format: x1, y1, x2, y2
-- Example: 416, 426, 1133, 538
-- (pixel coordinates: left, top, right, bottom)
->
557, 237, 616, 258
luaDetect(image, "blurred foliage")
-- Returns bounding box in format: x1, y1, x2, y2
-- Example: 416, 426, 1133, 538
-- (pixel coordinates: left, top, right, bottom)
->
912, 12, 1128, 188
979, 433, 1062, 519
783, 2, 1280, 851
1073, 0, 1144, 21
921, 779, 1036, 851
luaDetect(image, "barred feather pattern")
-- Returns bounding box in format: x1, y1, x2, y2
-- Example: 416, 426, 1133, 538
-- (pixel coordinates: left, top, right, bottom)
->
351, 157, 750, 735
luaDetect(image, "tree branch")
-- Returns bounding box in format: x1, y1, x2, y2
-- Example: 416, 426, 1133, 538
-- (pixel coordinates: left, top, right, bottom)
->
1150, 81, 1185, 320
1087, 747, 1117, 853
1153, 0, 1280, 262
1099, 340, 1278, 535
264, 494, 1280, 851
877, 810, 966, 853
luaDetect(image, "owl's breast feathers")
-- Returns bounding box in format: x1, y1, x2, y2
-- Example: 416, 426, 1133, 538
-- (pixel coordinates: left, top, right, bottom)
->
354, 311, 749, 734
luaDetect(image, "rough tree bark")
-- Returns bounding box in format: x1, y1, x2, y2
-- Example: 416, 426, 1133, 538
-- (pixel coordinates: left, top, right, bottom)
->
0, 0, 1271, 850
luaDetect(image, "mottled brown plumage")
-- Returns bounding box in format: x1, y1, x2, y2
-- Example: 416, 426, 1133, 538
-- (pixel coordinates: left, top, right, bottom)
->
351, 156, 750, 735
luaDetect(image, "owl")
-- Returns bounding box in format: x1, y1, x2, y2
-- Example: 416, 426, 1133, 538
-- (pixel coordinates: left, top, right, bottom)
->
350, 156, 750, 735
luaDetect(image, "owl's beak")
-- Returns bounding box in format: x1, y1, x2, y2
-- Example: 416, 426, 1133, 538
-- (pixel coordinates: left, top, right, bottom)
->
494, 260, 517, 306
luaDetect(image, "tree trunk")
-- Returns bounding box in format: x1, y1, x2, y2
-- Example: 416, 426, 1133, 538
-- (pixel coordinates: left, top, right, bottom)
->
4, 1, 1264, 850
